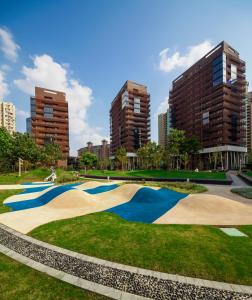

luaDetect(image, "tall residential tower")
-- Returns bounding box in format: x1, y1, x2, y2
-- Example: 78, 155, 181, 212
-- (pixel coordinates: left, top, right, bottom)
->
169, 41, 247, 169
110, 80, 150, 158
158, 108, 171, 148
28, 87, 69, 160
0, 101, 16, 134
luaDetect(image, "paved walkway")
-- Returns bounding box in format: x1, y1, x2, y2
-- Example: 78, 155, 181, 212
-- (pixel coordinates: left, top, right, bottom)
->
0, 224, 252, 299
227, 171, 249, 187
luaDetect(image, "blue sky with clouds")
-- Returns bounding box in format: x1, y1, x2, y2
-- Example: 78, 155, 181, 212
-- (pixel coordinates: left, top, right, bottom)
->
0, 0, 252, 155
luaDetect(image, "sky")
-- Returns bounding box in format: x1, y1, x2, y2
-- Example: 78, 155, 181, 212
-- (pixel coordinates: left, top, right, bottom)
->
0, 0, 252, 155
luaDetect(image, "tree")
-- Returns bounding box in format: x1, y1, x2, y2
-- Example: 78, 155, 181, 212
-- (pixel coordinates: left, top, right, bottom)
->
12, 132, 41, 165
80, 151, 97, 173
42, 143, 63, 166
137, 144, 149, 169
0, 127, 14, 171
181, 136, 201, 169
168, 129, 186, 170
97, 158, 110, 170
115, 147, 127, 171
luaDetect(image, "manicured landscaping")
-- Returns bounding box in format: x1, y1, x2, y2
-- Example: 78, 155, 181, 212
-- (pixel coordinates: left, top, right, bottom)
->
0, 253, 106, 300
0, 189, 22, 214
231, 187, 252, 199
244, 171, 252, 178
139, 181, 207, 194
0, 168, 81, 185
0, 168, 51, 184
84, 169, 226, 180
30, 212, 252, 286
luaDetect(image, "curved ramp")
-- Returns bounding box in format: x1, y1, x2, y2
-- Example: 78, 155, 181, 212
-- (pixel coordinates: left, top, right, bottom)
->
106, 187, 187, 223
155, 194, 252, 225
4, 186, 57, 204
0, 184, 143, 233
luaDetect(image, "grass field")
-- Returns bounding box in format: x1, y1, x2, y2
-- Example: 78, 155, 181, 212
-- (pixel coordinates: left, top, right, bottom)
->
0, 189, 22, 214
231, 187, 252, 199
0, 168, 81, 185
0, 168, 51, 184
84, 169, 226, 180
123, 181, 207, 194
245, 171, 252, 178
30, 212, 252, 286
0, 253, 106, 300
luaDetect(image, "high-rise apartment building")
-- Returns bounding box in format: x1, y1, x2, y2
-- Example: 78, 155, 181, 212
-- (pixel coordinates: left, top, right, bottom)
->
247, 91, 252, 152
158, 108, 171, 148
0, 101, 16, 134
78, 140, 110, 160
110, 80, 150, 158
169, 41, 247, 169
28, 87, 69, 158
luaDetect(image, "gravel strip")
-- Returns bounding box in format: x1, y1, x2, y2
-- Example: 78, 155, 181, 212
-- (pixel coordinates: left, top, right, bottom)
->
0, 226, 251, 300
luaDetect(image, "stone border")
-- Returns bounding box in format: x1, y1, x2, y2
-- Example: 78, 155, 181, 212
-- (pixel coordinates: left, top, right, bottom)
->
81, 175, 232, 185
0, 224, 251, 299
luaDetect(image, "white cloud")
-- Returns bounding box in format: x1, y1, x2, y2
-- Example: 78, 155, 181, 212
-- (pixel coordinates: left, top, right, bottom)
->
16, 109, 29, 118
0, 70, 9, 99
156, 97, 169, 116
155, 97, 169, 122
0, 27, 20, 62
1, 64, 11, 72
14, 54, 107, 155
159, 40, 213, 73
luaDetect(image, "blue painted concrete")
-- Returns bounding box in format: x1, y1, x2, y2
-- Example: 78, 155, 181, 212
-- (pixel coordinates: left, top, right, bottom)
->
5, 185, 75, 211
20, 186, 52, 194
4, 182, 112, 211
106, 187, 187, 223
22, 182, 53, 185
84, 184, 119, 194
20, 182, 81, 195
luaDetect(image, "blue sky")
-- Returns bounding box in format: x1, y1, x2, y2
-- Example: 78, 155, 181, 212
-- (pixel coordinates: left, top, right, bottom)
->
0, 0, 252, 155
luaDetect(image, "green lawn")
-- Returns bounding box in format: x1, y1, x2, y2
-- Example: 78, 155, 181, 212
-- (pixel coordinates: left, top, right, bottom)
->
30, 212, 252, 286
231, 187, 252, 199
245, 171, 252, 178
0, 168, 51, 184
0, 189, 22, 214
0, 168, 80, 185
124, 181, 207, 194
84, 169, 226, 180
0, 253, 106, 300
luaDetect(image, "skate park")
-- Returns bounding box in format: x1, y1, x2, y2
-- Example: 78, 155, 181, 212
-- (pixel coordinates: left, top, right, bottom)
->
1, 177, 252, 234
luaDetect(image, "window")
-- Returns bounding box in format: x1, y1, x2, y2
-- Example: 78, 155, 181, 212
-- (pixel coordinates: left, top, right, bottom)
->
121, 91, 129, 109
44, 106, 53, 118
44, 135, 54, 144
212, 53, 226, 87
202, 111, 209, 125
134, 98, 141, 113
231, 64, 237, 81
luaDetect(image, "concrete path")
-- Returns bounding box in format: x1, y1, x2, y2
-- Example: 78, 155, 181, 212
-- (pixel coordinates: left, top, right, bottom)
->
0, 224, 252, 299
0, 183, 53, 190
227, 171, 249, 187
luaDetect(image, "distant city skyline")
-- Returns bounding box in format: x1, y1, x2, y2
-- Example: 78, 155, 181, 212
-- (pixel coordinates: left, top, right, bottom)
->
0, 0, 252, 155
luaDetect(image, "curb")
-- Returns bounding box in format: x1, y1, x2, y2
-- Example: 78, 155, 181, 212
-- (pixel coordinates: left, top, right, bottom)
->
0, 224, 251, 299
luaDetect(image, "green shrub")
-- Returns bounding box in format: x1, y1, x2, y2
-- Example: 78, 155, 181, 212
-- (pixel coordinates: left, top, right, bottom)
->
56, 172, 80, 183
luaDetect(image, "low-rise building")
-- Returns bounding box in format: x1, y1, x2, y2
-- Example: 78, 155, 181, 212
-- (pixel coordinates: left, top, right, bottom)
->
78, 140, 110, 160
